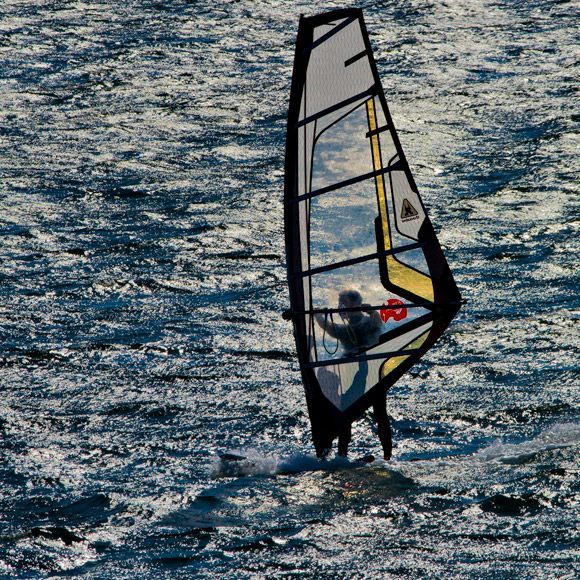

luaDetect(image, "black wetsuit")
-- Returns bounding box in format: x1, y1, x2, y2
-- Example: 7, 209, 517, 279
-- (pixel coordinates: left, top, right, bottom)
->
335, 396, 392, 459
372, 394, 392, 460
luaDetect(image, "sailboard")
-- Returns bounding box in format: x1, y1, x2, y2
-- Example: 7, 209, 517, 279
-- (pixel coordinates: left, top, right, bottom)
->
284, 8, 462, 455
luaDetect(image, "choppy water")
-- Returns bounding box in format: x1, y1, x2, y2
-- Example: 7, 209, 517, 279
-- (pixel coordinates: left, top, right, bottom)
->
0, 0, 578, 577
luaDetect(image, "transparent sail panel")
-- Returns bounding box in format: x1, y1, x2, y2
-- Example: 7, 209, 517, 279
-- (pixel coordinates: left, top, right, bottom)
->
310, 259, 383, 310
309, 259, 430, 314
315, 322, 433, 409
392, 247, 430, 276
311, 104, 373, 190
314, 97, 368, 137
308, 179, 378, 269
313, 307, 383, 362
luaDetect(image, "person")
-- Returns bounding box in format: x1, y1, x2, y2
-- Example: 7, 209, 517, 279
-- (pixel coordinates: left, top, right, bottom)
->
314, 289, 381, 356
313, 289, 393, 460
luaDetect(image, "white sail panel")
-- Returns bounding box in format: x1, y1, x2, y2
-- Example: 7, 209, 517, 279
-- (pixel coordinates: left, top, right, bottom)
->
300, 18, 374, 126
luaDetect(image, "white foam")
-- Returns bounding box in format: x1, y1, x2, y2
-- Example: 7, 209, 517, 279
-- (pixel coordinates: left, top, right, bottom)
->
474, 422, 580, 465
211, 448, 376, 478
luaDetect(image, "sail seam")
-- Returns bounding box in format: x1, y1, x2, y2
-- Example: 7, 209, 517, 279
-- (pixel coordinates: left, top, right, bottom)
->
345, 50, 367, 67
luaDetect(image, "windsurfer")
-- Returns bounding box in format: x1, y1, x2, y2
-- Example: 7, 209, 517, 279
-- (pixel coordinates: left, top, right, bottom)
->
313, 289, 392, 460
314, 289, 381, 356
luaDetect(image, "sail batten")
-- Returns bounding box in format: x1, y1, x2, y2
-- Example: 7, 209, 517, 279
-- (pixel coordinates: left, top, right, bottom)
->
304, 348, 425, 369
284, 8, 461, 436
296, 242, 425, 278
291, 161, 404, 203
304, 14, 358, 53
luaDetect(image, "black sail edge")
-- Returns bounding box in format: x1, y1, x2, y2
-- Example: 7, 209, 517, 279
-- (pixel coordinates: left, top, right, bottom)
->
285, 13, 330, 448
357, 12, 461, 308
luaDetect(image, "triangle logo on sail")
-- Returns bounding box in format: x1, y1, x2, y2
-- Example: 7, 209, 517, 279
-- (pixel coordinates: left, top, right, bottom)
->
401, 198, 419, 221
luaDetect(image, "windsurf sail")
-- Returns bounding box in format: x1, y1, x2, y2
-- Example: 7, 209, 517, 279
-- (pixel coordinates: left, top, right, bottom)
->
284, 9, 462, 452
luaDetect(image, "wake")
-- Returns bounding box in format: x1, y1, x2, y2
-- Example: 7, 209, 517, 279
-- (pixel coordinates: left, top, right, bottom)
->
212, 449, 383, 478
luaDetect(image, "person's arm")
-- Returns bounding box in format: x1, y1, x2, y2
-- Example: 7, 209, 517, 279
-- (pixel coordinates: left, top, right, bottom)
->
314, 313, 345, 339
362, 303, 382, 329
314, 313, 326, 330
369, 309, 382, 329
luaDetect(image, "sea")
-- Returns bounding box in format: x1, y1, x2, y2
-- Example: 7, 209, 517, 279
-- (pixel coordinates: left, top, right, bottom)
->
0, 0, 578, 577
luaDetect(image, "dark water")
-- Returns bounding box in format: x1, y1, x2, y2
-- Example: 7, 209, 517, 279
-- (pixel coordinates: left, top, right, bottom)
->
1, 0, 578, 577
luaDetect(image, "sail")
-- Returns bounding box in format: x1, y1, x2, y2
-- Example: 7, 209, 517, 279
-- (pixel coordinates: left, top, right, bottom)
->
284, 9, 462, 443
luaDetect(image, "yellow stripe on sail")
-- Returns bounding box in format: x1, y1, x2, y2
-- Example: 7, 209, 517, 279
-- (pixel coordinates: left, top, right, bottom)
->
380, 329, 430, 380
387, 259, 434, 303
365, 98, 434, 304
367, 98, 391, 249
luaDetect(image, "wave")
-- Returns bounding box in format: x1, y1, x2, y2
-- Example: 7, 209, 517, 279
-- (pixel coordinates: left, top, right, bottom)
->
473, 422, 579, 465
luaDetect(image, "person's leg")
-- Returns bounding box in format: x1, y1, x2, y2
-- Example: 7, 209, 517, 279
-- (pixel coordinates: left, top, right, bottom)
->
373, 397, 392, 460
314, 432, 333, 459
337, 422, 352, 457
308, 394, 334, 459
